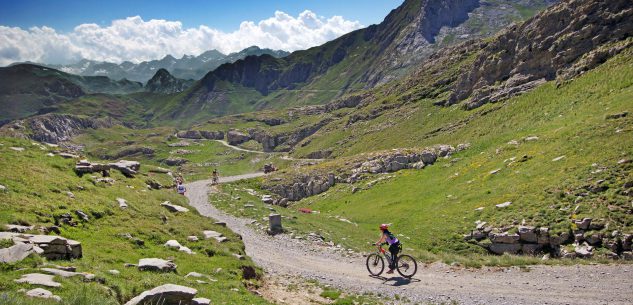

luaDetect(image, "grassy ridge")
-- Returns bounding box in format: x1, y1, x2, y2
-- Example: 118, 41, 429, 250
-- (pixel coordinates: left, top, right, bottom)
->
0, 138, 269, 304
209, 48, 633, 266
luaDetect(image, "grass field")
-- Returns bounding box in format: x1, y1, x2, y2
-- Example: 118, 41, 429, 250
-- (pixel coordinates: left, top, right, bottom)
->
208, 48, 633, 267
0, 138, 270, 304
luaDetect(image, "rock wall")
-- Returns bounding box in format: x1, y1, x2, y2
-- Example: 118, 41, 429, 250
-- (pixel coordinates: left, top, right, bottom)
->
176, 130, 224, 140
445, 0, 633, 109
465, 219, 633, 259
263, 144, 464, 202
0, 114, 115, 144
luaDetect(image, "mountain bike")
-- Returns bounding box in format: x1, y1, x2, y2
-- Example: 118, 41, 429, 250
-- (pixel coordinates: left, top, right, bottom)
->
366, 244, 417, 278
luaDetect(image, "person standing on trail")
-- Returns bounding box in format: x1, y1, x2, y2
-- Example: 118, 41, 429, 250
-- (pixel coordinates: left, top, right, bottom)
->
212, 168, 219, 185
375, 224, 401, 274
176, 181, 186, 195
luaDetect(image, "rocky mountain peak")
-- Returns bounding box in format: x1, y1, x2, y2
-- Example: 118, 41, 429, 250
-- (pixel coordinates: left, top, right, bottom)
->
145, 68, 193, 94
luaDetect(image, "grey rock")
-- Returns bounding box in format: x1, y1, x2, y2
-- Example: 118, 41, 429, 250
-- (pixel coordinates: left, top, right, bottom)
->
521, 244, 543, 255
116, 198, 128, 208
187, 236, 199, 242
203, 230, 227, 243
549, 232, 570, 246
227, 130, 251, 145
585, 233, 603, 246
124, 284, 197, 305
161, 201, 189, 213
74, 210, 89, 222
622, 251, 633, 260
165, 158, 188, 166
40, 268, 94, 281
185, 272, 205, 278
495, 201, 512, 208
489, 232, 520, 244
518, 226, 537, 243
108, 270, 120, 275
138, 258, 177, 272
575, 244, 593, 258
5, 224, 34, 233
15, 273, 61, 287
537, 227, 550, 244
623, 234, 632, 251
25, 288, 62, 302
489, 243, 521, 255
192, 297, 211, 305
0, 243, 35, 263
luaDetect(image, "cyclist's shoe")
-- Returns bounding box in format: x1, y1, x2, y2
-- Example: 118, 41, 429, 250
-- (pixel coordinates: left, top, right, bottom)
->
386, 269, 394, 274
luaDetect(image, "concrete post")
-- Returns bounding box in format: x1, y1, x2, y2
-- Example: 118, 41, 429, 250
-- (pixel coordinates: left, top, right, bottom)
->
269, 214, 282, 233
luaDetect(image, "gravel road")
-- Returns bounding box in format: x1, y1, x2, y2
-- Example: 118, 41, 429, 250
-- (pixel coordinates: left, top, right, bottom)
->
186, 176, 633, 305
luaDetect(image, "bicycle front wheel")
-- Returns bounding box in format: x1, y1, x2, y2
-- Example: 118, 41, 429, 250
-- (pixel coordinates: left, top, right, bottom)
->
366, 253, 384, 276
396, 254, 417, 278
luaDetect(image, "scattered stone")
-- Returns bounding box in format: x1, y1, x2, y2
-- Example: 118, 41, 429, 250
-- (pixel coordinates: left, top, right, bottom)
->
573, 218, 592, 230
138, 258, 177, 272
5, 224, 34, 233
192, 297, 211, 305
489, 168, 501, 175
552, 155, 565, 162
495, 201, 512, 208
0, 184, 6, 192
618, 159, 631, 165
25, 288, 61, 302
524, 136, 539, 141
124, 284, 197, 305
74, 210, 89, 222
202, 231, 227, 243
165, 158, 188, 166
575, 244, 593, 258
168, 141, 191, 147
185, 272, 205, 278
10, 147, 25, 151
116, 198, 128, 208
108, 270, 120, 275
605, 111, 628, 120
244, 204, 255, 208
161, 201, 189, 213
164, 240, 194, 255
0, 243, 36, 263
40, 268, 94, 281
622, 252, 633, 260
15, 273, 61, 287
261, 195, 274, 204
187, 236, 199, 242
66, 191, 75, 199
475, 207, 484, 212
59, 153, 79, 159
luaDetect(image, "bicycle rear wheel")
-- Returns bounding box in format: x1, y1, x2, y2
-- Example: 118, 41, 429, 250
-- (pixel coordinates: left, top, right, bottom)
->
366, 253, 384, 276
396, 254, 417, 278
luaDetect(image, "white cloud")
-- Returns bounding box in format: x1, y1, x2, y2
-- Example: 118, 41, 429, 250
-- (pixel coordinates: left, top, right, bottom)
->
0, 11, 363, 66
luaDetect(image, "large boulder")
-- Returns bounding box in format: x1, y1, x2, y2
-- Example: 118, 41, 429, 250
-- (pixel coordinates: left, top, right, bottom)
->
489, 232, 520, 244
0, 243, 36, 263
226, 130, 251, 145
489, 243, 521, 255
518, 226, 537, 243
25, 288, 62, 302
199, 130, 224, 140
138, 258, 177, 272
161, 201, 189, 213
176, 130, 202, 139
202, 231, 227, 243
124, 284, 197, 305
573, 218, 592, 230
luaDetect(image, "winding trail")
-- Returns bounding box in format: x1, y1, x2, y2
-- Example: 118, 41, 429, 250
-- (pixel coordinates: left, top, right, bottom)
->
186, 175, 633, 305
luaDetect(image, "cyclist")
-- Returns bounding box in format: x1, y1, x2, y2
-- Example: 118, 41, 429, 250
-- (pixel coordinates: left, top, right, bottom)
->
374, 224, 400, 274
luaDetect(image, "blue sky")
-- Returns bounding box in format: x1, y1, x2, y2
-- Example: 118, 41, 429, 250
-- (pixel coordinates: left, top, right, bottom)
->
0, 0, 402, 32
0, 0, 404, 65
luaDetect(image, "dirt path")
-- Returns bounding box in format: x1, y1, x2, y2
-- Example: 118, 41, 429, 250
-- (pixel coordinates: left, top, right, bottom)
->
186, 175, 633, 305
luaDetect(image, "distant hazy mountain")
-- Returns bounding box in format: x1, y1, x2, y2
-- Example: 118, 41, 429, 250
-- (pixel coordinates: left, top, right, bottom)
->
31, 46, 290, 83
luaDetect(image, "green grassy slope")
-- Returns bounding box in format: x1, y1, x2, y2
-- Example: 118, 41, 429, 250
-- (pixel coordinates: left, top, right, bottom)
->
210, 48, 633, 266
0, 138, 269, 304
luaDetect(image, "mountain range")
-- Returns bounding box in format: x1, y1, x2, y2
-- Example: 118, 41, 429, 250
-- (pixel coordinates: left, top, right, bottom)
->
14, 46, 290, 83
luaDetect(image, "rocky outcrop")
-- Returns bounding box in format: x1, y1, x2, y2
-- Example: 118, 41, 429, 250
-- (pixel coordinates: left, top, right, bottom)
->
0, 113, 115, 144
465, 219, 633, 259
145, 69, 194, 94
444, 0, 633, 109
226, 130, 251, 145
0, 232, 82, 261
263, 144, 460, 202
176, 130, 224, 140
138, 258, 177, 272
75, 159, 140, 177
124, 284, 197, 305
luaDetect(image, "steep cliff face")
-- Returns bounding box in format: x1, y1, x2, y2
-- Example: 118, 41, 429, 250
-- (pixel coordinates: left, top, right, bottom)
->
444, 0, 633, 109
170, 0, 557, 119
0, 113, 115, 143
145, 69, 194, 94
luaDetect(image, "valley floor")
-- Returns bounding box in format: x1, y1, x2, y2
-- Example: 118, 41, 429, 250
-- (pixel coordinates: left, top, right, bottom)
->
186, 176, 633, 305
